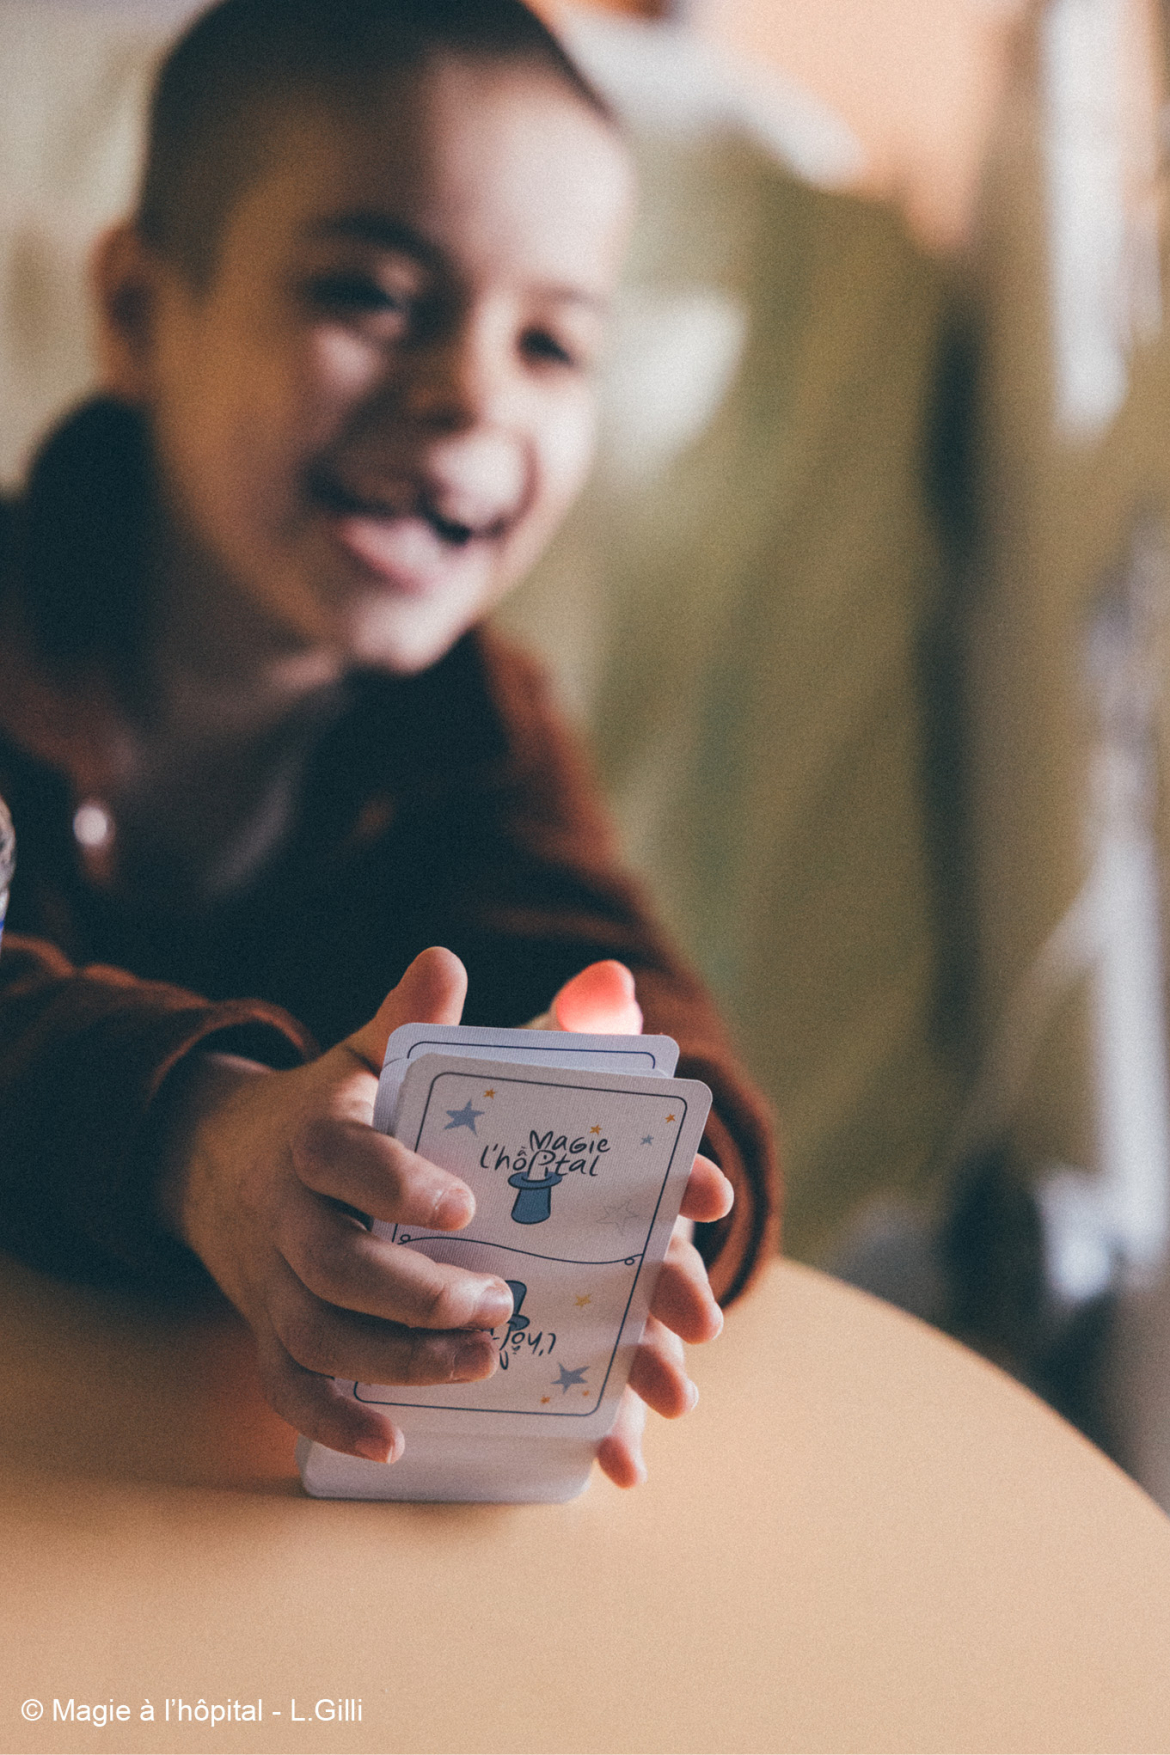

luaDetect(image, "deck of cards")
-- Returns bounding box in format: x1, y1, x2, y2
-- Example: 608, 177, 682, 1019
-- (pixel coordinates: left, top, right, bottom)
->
297, 1023, 711, 1502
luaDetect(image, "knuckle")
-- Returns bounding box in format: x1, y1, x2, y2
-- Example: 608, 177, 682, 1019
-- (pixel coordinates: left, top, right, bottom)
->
291, 1113, 341, 1174
298, 1403, 351, 1455
372, 1340, 429, 1389
379, 1136, 413, 1183
274, 1298, 332, 1373
403, 1155, 458, 1227
393, 1335, 447, 1386
359, 1136, 415, 1216
413, 1267, 468, 1331
296, 1222, 352, 1296
257, 1346, 321, 1428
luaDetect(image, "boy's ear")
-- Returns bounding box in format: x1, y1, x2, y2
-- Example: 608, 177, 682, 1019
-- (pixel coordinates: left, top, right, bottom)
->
90, 221, 166, 404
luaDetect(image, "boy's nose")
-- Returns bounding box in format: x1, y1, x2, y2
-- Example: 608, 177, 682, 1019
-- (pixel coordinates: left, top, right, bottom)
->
354, 321, 529, 522
424, 426, 527, 529
393, 320, 511, 436
347, 411, 527, 530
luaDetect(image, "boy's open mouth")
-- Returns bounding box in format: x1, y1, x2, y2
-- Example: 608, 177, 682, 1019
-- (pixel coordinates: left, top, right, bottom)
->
307, 468, 506, 596
308, 470, 498, 547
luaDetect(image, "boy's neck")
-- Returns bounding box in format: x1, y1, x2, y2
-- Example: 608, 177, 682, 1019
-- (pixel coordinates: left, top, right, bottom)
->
148, 520, 346, 748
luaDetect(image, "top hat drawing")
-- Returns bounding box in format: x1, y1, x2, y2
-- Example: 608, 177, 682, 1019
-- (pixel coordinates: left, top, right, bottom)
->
503, 1280, 530, 1340
507, 1166, 564, 1224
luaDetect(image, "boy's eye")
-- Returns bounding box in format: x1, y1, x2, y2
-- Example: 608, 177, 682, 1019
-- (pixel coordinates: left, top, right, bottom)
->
306, 274, 411, 321
520, 328, 579, 369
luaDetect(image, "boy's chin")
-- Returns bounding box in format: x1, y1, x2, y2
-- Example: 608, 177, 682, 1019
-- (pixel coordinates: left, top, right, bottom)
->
337, 593, 479, 676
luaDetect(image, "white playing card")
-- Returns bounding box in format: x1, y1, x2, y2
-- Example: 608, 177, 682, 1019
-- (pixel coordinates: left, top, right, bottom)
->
298, 1042, 710, 1502
372, 1023, 679, 1133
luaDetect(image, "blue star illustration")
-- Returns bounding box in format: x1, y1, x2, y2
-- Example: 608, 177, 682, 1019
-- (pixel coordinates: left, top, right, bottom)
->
641, 1134, 654, 1146
553, 1363, 588, 1394
444, 1100, 484, 1134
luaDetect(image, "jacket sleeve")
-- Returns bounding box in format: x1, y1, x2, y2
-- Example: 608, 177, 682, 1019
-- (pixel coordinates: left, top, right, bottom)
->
434, 632, 782, 1305
0, 932, 314, 1288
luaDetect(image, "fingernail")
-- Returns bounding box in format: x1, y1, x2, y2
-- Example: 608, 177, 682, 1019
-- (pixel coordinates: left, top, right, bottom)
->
434, 1185, 474, 1229
354, 1434, 395, 1464
452, 1334, 496, 1381
685, 1380, 700, 1413
474, 1280, 515, 1328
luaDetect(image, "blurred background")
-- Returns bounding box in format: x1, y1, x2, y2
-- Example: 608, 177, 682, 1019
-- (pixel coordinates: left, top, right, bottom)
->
5, 0, 1170, 1506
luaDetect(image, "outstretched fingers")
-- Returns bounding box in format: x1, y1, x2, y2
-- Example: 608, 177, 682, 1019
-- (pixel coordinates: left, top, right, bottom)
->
596, 1386, 648, 1488
627, 1314, 697, 1418
650, 1225, 724, 1343
292, 1115, 475, 1230
679, 1153, 734, 1224
262, 1250, 502, 1387
275, 1174, 512, 1331
256, 1329, 405, 1464
596, 1314, 702, 1488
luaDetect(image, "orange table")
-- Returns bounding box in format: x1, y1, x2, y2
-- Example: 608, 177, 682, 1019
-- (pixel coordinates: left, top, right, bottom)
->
2, 1252, 1169, 1754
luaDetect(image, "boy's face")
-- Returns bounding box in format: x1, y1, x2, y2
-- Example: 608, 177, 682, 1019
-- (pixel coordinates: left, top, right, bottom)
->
109, 57, 634, 674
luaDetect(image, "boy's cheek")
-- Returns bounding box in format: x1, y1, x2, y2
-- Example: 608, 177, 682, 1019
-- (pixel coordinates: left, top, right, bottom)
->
509, 394, 600, 562
546, 388, 600, 497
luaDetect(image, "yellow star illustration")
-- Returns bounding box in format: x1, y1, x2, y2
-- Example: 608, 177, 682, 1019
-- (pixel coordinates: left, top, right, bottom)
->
666, 1113, 676, 1122
590, 1124, 601, 1135
575, 1293, 592, 1307
484, 1088, 495, 1098
582, 1390, 590, 1397
540, 1395, 551, 1404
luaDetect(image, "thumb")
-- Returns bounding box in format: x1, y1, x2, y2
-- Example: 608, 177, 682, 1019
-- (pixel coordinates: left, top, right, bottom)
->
345, 946, 468, 1072
552, 960, 643, 1035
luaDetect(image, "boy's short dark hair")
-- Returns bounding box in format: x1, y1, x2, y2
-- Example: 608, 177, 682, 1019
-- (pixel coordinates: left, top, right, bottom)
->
137, 0, 616, 289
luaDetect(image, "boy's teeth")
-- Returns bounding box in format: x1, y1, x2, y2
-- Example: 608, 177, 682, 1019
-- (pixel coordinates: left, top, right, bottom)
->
361, 501, 476, 547
326, 482, 477, 545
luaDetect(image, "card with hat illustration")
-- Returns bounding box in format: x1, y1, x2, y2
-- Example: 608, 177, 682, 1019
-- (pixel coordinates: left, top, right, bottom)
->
297, 1035, 710, 1502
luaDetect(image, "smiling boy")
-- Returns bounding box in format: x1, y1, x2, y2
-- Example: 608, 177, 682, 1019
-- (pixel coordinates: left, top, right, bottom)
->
0, 0, 777, 1485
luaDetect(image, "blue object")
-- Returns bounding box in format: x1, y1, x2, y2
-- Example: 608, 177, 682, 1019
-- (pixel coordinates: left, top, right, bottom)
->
503, 1280, 530, 1338
507, 1169, 563, 1224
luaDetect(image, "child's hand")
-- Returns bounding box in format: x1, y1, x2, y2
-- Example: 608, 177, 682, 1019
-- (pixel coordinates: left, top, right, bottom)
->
545, 961, 734, 1489
157, 947, 514, 1463
158, 947, 731, 1481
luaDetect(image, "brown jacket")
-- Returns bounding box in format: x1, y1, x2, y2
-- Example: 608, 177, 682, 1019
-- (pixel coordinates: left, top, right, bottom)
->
0, 400, 779, 1301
